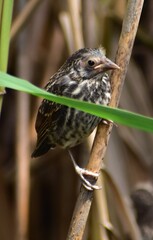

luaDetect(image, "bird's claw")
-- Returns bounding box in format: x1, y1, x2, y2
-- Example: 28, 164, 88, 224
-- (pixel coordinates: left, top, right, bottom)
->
68, 150, 101, 191
75, 165, 101, 191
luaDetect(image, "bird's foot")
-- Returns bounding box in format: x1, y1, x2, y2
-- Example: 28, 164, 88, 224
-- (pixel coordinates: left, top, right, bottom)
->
102, 119, 118, 127
102, 119, 113, 125
68, 150, 101, 191
74, 165, 101, 191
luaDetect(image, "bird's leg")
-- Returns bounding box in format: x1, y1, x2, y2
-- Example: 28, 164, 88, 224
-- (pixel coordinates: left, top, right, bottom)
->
68, 150, 101, 191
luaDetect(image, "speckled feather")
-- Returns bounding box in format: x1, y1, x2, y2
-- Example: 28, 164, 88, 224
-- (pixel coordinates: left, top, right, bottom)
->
31, 47, 118, 158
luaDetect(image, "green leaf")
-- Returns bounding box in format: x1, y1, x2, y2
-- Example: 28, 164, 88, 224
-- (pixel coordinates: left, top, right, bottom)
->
0, 71, 153, 133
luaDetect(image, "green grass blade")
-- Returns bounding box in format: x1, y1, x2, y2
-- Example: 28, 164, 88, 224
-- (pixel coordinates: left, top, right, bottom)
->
0, 71, 153, 133
0, 0, 14, 114
0, 0, 14, 72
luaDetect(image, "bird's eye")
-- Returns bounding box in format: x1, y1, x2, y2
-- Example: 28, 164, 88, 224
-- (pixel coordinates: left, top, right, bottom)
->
88, 60, 95, 67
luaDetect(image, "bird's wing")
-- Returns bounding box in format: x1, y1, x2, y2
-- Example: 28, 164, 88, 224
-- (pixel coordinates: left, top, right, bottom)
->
32, 75, 72, 157
35, 74, 73, 135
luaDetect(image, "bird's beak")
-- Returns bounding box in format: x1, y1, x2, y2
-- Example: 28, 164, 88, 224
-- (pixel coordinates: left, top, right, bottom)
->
94, 58, 120, 71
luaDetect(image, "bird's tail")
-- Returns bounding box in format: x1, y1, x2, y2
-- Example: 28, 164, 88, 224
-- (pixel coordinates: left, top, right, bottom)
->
31, 140, 55, 158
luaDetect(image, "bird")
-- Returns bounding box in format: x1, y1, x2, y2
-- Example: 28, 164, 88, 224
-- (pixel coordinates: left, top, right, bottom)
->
31, 47, 119, 190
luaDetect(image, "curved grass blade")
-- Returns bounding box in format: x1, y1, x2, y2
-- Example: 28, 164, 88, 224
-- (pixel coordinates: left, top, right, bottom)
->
0, 71, 153, 133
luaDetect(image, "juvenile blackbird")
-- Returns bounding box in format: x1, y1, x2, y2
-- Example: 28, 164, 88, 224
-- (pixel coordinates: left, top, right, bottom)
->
32, 47, 119, 190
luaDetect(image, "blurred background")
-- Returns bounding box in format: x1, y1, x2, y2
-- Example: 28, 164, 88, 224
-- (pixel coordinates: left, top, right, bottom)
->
0, 0, 153, 239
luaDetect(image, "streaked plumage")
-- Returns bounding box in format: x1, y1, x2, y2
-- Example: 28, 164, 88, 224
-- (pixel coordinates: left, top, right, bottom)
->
32, 47, 119, 158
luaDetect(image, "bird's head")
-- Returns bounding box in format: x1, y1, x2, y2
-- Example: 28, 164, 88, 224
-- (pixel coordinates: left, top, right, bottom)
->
65, 47, 120, 80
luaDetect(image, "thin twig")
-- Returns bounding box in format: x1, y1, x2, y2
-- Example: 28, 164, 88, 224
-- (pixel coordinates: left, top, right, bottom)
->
67, 0, 144, 239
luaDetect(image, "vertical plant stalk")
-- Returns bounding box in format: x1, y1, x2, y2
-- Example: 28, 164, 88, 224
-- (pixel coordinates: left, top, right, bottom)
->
0, 0, 14, 111
0, 1, 15, 239
82, 0, 97, 47
101, 168, 142, 239
67, 0, 84, 49
16, 93, 30, 240
59, 12, 75, 54
0, 0, 13, 71
13, 2, 31, 239
67, 0, 144, 239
